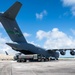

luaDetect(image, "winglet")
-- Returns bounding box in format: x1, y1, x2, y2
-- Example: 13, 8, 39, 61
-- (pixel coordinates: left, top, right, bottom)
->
5, 51, 9, 55
3, 1, 22, 20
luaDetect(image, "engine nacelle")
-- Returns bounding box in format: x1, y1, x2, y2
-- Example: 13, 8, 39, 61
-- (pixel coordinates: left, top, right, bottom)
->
70, 50, 75, 55
60, 51, 66, 55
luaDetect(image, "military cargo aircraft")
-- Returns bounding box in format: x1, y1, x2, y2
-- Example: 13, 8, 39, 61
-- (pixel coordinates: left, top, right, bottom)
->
0, 1, 75, 61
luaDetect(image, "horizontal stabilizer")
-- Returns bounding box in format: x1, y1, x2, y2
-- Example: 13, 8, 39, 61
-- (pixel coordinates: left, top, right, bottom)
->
3, 1, 22, 20
6, 43, 21, 50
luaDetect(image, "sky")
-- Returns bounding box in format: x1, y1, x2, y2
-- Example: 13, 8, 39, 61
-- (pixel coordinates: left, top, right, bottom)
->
0, 0, 75, 57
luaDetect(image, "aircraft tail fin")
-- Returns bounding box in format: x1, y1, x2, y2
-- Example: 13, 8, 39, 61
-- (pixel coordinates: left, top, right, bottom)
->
3, 1, 22, 20
0, 2, 27, 43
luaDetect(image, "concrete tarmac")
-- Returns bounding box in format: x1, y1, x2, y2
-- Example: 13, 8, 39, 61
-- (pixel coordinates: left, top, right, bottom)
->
0, 60, 75, 75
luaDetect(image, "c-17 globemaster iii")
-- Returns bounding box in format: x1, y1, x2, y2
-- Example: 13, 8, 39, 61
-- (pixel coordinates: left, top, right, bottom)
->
0, 1, 75, 62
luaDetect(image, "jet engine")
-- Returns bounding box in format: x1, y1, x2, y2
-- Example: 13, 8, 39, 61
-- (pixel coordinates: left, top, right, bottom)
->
70, 50, 75, 55
60, 50, 66, 55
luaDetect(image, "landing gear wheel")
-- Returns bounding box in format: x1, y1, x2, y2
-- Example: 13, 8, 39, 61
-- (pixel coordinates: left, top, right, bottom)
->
17, 59, 21, 62
56, 58, 58, 60
41, 58, 45, 62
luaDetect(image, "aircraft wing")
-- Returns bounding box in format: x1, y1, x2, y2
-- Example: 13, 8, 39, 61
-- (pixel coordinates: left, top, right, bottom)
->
6, 43, 35, 54
47, 49, 75, 52
47, 48, 75, 55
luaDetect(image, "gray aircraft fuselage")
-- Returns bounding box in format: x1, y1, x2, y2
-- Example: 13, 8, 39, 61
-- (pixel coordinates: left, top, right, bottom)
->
6, 42, 59, 58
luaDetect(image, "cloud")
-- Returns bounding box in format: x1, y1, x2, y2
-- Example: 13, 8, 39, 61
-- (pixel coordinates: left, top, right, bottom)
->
0, 12, 4, 13
28, 41, 40, 47
61, 0, 75, 16
23, 32, 31, 37
71, 29, 75, 35
36, 30, 48, 40
0, 22, 3, 28
0, 33, 10, 53
62, 0, 75, 6
71, 6, 75, 16
0, 32, 31, 55
36, 28, 75, 49
36, 10, 47, 20
0, 33, 17, 55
